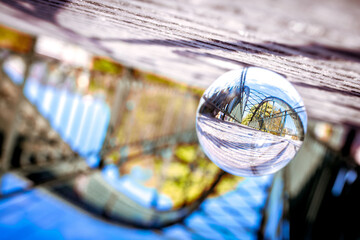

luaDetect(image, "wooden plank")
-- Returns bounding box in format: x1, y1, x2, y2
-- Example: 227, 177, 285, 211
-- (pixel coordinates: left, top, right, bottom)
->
0, 0, 359, 125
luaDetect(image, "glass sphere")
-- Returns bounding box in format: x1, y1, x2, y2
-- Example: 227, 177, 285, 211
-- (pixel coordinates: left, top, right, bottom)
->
196, 67, 307, 176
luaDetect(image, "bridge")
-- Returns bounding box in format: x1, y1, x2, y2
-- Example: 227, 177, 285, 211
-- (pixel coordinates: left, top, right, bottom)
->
0, 0, 359, 239
0, 38, 225, 229
197, 115, 301, 176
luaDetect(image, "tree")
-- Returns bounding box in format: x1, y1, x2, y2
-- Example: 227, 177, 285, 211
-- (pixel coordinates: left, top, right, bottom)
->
241, 102, 284, 135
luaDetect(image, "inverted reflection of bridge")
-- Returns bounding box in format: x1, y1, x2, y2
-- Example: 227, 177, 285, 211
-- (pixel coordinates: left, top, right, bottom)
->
0, 83, 210, 229
197, 114, 301, 176
0, 51, 213, 228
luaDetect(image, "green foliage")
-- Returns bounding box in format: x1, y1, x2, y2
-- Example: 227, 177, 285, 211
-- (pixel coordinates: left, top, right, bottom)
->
211, 174, 243, 197
108, 151, 120, 163
143, 72, 204, 98
115, 85, 198, 144
242, 102, 283, 134
106, 143, 243, 209
242, 103, 273, 124
92, 57, 123, 75
175, 145, 197, 163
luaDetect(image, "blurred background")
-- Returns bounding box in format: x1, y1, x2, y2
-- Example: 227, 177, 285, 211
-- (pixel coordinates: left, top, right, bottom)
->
1, 0, 360, 239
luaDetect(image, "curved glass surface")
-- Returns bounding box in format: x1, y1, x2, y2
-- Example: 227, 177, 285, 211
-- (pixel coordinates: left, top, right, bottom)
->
196, 67, 307, 176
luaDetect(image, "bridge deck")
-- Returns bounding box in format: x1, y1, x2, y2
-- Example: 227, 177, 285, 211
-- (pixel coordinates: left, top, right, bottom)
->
197, 114, 300, 176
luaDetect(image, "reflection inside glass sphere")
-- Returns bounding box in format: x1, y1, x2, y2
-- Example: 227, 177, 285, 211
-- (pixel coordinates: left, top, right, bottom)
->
196, 67, 307, 176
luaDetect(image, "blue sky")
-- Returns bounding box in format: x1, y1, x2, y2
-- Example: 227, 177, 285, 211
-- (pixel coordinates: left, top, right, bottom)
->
202, 67, 308, 131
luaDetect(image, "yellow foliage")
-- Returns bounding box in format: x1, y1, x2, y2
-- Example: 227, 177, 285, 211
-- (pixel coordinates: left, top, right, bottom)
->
0, 25, 34, 53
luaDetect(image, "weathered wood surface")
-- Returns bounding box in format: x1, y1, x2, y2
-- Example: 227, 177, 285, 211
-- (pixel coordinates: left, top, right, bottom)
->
0, 0, 359, 126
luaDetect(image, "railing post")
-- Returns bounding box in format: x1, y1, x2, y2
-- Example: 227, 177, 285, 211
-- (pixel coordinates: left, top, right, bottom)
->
1, 37, 36, 174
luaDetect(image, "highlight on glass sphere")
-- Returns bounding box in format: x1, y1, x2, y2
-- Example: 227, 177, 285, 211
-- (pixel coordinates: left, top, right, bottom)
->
196, 67, 307, 177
